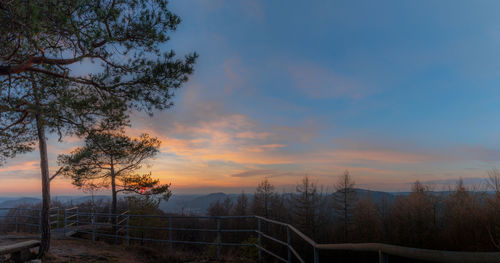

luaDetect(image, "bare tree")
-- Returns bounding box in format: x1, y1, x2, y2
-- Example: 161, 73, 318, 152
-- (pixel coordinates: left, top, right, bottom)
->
208, 197, 233, 217
484, 169, 500, 249
442, 179, 488, 250
487, 168, 500, 195
352, 194, 382, 242
333, 170, 357, 242
233, 191, 249, 216
251, 179, 277, 218
390, 181, 439, 247
292, 176, 325, 238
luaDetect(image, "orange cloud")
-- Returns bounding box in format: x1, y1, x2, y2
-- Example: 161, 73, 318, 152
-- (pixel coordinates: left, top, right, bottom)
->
122, 96, 457, 194
0, 161, 38, 173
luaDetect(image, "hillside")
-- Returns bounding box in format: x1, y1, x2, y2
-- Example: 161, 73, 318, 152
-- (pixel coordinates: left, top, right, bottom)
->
0, 189, 415, 216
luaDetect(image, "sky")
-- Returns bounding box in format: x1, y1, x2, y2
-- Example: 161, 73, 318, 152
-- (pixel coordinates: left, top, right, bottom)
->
3, 0, 500, 195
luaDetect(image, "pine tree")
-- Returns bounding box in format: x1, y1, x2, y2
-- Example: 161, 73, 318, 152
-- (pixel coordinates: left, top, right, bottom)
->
58, 131, 171, 217
0, 0, 196, 253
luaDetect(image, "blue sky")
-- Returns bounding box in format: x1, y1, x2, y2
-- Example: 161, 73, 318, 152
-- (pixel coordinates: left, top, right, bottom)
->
159, 0, 500, 189
2, 0, 500, 195
168, 0, 500, 147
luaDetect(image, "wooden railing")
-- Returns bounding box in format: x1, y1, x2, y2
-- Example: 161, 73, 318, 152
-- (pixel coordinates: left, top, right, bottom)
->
1, 207, 500, 262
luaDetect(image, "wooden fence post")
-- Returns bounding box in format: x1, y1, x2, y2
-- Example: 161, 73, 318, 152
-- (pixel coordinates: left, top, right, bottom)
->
379, 250, 388, 263
126, 215, 130, 247
15, 211, 18, 233
38, 210, 41, 234
314, 246, 319, 263
217, 217, 221, 261
114, 214, 118, 243
115, 212, 119, 243
63, 208, 67, 236
287, 226, 291, 263
57, 208, 60, 229
92, 213, 96, 243
76, 207, 79, 227
258, 218, 262, 263
169, 216, 173, 254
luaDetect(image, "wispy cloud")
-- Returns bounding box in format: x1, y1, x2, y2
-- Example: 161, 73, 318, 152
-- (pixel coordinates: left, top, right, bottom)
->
420, 177, 487, 187
230, 169, 300, 178
315, 149, 433, 165
462, 146, 500, 163
0, 161, 38, 173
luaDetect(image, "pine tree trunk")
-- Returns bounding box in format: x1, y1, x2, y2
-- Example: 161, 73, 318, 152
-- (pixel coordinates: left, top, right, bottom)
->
110, 163, 117, 235
344, 189, 348, 242
36, 114, 51, 255
111, 165, 117, 215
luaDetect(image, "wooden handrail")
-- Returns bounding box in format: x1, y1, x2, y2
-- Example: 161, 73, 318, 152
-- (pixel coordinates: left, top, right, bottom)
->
256, 215, 500, 262
316, 243, 500, 263
3, 208, 500, 263
117, 217, 128, 225
288, 224, 317, 247
120, 210, 129, 216
255, 216, 317, 246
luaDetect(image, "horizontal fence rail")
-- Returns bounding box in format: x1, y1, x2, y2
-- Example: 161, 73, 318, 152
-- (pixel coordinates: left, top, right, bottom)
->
1, 207, 500, 262
315, 243, 500, 263
0, 207, 60, 233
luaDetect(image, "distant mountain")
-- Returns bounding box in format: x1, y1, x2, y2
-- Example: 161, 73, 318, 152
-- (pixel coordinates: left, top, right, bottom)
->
353, 188, 398, 203
0, 197, 41, 209
159, 193, 241, 215
0, 197, 18, 203
0, 197, 41, 216
0, 188, 448, 217
52, 195, 110, 205
159, 189, 400, 215
0, 195, 111, 213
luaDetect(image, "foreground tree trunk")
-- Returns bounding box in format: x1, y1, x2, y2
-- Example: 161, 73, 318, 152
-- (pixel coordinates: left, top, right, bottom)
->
344, 185, 348, 241
110, 163, 117, 235
36, 114, 51, 255
111, 162, 117, 216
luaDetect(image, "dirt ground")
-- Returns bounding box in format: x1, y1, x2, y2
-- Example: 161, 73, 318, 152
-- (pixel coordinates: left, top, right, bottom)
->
0, 233, 254, 263
44, 239, 144, 263
44, 239, 257, 263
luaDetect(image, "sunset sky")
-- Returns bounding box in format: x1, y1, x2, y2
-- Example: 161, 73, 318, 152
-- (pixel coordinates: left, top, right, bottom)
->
3, 0, 500, 195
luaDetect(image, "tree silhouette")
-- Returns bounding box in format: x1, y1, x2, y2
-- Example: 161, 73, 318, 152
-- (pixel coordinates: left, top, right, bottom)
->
233, 191, 249, 216
58, 131, 171, 219
333, 170, 357, 242
251, 179, 277, 218
292, 176, 324, 238
0, 0, 196, 253
208, 197, 233, 217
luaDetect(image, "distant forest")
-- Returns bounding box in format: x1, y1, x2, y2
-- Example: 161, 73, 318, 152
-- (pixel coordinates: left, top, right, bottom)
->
204, 170, 500, 252
3, 170, 500, 255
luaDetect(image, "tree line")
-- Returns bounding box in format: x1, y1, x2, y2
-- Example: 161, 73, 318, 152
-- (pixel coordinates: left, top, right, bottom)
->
3, 171, 499, 261
207, 171, 500, 252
